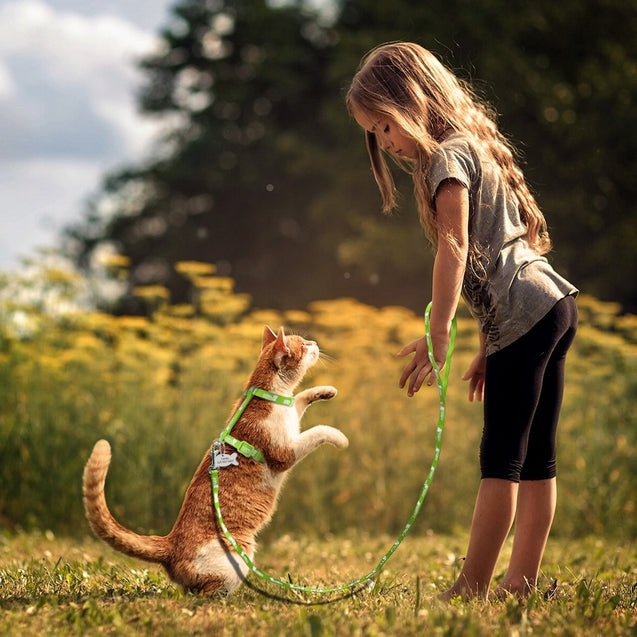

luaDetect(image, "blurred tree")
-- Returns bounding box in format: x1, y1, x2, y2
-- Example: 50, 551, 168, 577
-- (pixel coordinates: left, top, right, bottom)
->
67, 0, 349, 312
66, 0, 636, 313
332, 0, 637, 311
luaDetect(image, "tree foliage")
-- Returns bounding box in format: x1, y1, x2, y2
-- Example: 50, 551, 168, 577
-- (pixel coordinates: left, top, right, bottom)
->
65, 0, 637, 313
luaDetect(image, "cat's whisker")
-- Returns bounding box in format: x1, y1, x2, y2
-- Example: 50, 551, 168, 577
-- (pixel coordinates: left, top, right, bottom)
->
319, 352, 337, 365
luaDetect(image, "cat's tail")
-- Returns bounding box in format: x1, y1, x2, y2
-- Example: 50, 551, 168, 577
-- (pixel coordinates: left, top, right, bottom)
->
83, 439, 171, 564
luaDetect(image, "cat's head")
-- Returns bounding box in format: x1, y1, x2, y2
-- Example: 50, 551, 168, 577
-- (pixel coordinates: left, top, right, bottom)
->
261, 326, 319, 388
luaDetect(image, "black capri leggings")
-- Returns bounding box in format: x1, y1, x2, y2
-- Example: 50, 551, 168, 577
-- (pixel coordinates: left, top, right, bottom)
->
480, 295, 578, 482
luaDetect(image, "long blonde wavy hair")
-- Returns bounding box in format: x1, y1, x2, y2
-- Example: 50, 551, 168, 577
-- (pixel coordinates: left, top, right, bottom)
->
346, 42, 551, 256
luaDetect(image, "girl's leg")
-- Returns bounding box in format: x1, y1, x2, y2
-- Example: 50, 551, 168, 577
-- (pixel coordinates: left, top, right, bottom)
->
494, 478, 556, 596
495, 300, 576, 596
439, 478, 518, 600
441, 297, 577, 602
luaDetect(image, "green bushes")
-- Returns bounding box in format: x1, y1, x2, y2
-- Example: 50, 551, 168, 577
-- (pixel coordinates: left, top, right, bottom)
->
0, 264, 634, 540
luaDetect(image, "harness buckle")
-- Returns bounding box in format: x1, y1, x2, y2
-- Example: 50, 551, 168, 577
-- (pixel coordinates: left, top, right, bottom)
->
233, 439, 258, 459
209, 441, 223, 472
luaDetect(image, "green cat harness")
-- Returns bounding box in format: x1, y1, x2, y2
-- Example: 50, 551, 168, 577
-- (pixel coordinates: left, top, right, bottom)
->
211, 386, 294, 466
209, 301, 456, 595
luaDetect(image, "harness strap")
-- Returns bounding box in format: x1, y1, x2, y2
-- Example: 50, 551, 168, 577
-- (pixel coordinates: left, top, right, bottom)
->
218, 433, 265, 463
248, 387, 294, 407
213, 386, 295, 465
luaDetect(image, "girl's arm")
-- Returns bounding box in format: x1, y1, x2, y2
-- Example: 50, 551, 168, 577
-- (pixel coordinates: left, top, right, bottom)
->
430, 179, 469, 342
462, 328, 487, 402
398, 179, 469, 396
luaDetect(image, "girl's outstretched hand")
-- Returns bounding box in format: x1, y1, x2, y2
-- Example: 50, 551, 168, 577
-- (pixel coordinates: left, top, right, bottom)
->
397, 335, 449, 397
462, 351, 486, 402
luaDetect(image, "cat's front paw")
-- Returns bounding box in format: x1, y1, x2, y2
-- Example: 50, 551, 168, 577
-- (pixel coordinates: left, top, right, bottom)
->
313, 385, 338, 401
330, 429, 349, 449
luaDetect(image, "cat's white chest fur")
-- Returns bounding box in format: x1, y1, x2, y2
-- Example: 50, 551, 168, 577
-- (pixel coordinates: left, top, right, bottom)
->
267, 403, 300, 447
261, 403, 299, 489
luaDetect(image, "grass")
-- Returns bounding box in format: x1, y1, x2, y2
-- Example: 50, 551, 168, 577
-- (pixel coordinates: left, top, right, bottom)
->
0, 531, 634, 636
1, 266, 635, 635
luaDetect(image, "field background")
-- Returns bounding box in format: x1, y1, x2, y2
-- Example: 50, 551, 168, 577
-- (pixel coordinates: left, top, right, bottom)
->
0, 262, 635, 634
1, 531, 635, 635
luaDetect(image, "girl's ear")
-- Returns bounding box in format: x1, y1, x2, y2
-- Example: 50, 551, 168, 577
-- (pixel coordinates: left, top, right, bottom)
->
262, 325, 277, 349
274, 327, 290, 356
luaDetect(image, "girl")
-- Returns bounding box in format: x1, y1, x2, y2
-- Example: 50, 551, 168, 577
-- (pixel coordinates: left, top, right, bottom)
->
346, 42, 578, 600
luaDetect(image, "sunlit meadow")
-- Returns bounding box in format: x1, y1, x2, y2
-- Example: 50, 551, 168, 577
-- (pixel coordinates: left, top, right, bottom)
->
0, 260, 635, 634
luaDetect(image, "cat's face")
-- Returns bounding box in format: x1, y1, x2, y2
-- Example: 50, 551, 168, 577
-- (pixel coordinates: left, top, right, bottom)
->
262, 326, 319, 385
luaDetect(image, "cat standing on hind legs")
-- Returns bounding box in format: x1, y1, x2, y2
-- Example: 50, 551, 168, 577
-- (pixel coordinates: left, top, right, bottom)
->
83, 326, 348, 595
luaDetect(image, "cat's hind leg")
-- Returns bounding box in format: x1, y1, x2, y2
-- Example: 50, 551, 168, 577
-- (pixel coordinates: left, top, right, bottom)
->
292, 425, 348, 464
196, 575, 226, 596
193, 539, 251, 594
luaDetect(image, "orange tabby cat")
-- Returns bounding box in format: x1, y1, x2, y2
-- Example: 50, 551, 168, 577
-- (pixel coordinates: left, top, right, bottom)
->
83, 326, 348, 595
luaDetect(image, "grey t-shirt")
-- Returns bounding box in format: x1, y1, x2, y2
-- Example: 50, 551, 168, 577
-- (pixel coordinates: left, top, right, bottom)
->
427, 133, 578, 355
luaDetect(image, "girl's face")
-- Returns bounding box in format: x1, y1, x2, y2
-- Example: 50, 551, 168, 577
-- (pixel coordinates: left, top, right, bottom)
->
352, 107, 417, 160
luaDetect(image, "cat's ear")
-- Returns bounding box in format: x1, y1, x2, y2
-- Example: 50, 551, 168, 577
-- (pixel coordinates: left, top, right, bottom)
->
262, 325, 277, 349
274, 327, 291, 357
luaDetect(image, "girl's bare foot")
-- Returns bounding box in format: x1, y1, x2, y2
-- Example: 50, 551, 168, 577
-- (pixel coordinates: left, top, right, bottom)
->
490, 579, 534, 600
437, 583, 480, 602
438, 588, 460, 603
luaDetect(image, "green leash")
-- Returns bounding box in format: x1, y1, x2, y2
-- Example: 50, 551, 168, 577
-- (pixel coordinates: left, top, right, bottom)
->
209, 302, 456, 594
